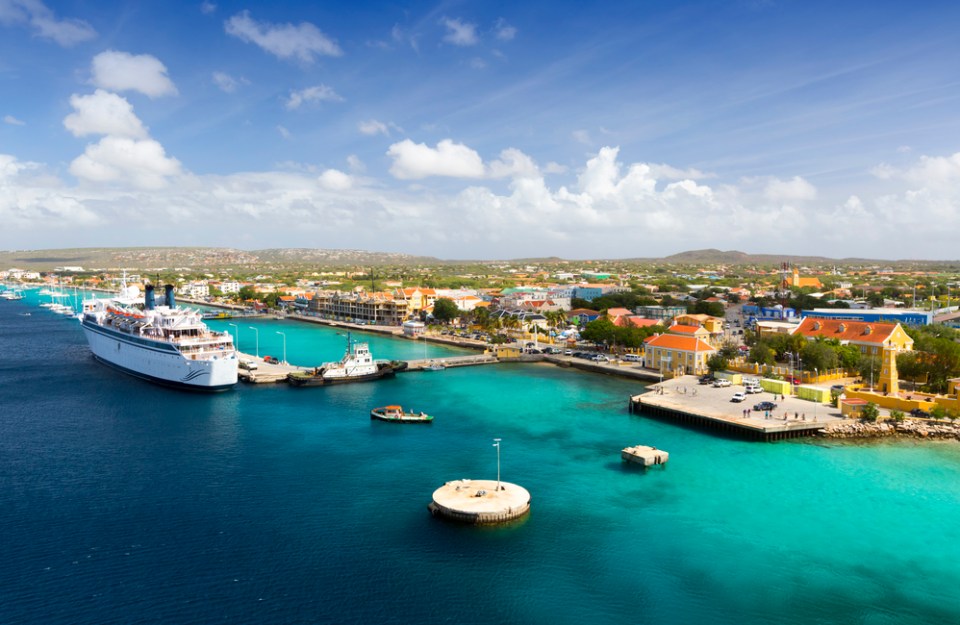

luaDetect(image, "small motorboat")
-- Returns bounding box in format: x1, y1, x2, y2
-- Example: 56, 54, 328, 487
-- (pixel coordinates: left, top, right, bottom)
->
370, 405, 433, 423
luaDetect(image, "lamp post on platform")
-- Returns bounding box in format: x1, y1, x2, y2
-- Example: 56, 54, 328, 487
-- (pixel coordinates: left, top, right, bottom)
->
248, 326, 259, 358
276, 331, 287, 364
493, 438, 502, 492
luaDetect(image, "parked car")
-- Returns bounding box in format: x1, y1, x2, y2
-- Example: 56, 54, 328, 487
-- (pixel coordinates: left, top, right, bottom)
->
731, 392, 747, 402
754, 401, 777, 412
713, 379, 731, 388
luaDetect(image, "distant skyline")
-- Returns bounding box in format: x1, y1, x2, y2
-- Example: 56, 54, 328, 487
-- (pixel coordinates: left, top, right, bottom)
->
2, 0, 960, 259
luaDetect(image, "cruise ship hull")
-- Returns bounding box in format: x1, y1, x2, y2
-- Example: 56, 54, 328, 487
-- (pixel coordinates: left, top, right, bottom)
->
81, 319, 238, 391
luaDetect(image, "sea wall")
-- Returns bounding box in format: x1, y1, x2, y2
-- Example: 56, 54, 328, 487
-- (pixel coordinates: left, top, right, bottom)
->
820, 419, 960, 441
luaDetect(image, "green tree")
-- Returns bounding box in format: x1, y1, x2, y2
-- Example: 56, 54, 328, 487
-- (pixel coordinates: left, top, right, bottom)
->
580, 317, 617, 346
801, 340, 839, 372
896, 351, 925, 391
431, 298, 459, 324
706, 354, 729, 373
749, 341, 776, 366
858, 355, 881, 386
860, 402, 880, 422
688, 300, 724, 317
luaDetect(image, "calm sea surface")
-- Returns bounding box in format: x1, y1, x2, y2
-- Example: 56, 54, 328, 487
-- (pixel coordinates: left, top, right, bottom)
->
2, 290, 959, 624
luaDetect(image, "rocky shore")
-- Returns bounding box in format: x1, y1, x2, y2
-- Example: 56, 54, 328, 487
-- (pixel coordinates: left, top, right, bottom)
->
820, 419, 960, 441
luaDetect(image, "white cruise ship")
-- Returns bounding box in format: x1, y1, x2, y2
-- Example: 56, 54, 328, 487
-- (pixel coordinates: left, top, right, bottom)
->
79, 281, 238, 391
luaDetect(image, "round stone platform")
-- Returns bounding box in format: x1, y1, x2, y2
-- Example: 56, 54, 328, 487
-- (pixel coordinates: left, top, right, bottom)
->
428, 479, 530, 525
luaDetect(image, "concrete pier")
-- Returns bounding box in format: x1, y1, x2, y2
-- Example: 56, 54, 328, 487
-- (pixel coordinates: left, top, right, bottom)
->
630, 376, 846, 441
621, 445, 669, 466
428, 479, 530, 525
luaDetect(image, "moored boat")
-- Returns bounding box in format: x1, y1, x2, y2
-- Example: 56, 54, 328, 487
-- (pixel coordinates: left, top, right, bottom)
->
287, 332, 407, 387
370, 405, 434, 423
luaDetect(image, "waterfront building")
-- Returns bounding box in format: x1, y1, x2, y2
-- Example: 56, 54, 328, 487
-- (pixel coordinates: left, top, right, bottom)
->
643, 334, 715, 377
792, 317, 914, 357
308, 290, 409, 325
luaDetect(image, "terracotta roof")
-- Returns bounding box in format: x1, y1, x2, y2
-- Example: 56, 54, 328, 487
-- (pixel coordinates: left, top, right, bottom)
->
644, 334, 715, 352
615, 316, 660, 328
668, 324, 705, 335
794, 317, 904, 344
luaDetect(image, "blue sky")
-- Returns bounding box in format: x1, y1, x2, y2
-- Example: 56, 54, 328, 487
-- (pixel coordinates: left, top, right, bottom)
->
2, 0, 960, 259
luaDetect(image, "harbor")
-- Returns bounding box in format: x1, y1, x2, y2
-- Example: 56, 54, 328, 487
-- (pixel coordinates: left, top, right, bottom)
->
630, 376, 845, 441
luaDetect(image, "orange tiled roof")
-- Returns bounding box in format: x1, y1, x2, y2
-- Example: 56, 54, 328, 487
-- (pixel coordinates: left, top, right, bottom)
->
668, 324, 705, 335
644, 334, 714, 352
794, 317, 901, 344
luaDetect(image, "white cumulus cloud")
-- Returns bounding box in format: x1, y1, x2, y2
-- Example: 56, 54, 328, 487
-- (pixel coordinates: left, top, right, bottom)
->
387, 139, 486, 180
0, 0, 96, 46
69, 136, 182, 189
225, 10, 342, 63
91, 50, 178, 98
763, 175, 817, 202
318, 169, 353, 191
441, 17, 478, 46
285, 85, 343, 110
63, 90, 148, 139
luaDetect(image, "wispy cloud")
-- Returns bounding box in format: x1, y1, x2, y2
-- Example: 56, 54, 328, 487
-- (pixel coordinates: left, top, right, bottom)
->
212, 71, 248, 93
0, 0, 96, 46
225, 10, 342, 63
3, 114, 25, 126
494, 18, 516, 41
441, 17, 479, 47
285, 84, 343, 110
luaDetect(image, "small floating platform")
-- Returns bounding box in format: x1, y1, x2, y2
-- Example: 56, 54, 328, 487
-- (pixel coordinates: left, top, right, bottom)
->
621, 445, 669, 467
428, 479, 530, 525
370, 405, 433, 423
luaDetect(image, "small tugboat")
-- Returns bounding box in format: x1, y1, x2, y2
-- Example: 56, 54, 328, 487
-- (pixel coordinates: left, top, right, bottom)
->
287, 332, 407, 387
370, 405, 434, 423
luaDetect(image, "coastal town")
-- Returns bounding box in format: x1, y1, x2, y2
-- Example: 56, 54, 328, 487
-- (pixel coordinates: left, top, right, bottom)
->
4, 249, 960, 441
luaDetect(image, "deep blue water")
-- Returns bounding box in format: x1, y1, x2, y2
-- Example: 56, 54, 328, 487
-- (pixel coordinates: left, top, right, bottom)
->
2, 292, 959, 624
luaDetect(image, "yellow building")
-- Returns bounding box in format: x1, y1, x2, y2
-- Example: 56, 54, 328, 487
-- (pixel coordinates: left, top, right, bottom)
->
643, 334, 715, 376
793, 317, 913, 358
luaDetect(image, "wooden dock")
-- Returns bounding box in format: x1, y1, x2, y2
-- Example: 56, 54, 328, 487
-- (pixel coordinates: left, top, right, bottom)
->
629, 377, 844, 442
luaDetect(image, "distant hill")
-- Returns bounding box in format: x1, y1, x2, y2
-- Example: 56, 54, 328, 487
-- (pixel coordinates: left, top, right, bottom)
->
0, 246, 956, 271
0, 247, 438, 270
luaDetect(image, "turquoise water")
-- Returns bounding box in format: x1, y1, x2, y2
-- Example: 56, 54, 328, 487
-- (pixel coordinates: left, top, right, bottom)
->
2, 289, 959, 624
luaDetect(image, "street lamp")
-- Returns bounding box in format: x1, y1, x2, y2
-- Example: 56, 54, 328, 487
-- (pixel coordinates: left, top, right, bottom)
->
248, 326, 259, 358
228, 323, 239, 349
492, 438, 502, 492
276, 331, 287, 364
